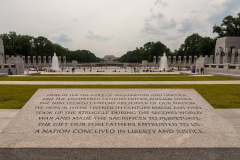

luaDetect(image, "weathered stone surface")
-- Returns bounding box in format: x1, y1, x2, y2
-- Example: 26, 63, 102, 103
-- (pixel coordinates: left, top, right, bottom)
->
0, 89, 239, 149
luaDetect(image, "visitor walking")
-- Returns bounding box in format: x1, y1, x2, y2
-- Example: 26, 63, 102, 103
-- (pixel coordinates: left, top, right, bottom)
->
201, 67, 204, 75
192, 66, 195, 73
72, 67, 75, 74
8, 67, 12, 75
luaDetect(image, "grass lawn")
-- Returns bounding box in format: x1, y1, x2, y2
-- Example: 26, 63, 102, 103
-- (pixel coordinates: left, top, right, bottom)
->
0, 84, 239, 109
0, 76, 236, 81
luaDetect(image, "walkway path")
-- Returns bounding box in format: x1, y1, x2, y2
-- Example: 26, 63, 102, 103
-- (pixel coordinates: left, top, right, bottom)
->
0, 81, 240, 85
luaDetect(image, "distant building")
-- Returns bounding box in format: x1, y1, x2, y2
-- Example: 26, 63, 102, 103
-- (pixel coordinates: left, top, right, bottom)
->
103, 55, 115, 63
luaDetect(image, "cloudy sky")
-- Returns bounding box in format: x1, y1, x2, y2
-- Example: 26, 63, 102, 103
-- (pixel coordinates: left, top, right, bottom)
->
0, 0, 240, 58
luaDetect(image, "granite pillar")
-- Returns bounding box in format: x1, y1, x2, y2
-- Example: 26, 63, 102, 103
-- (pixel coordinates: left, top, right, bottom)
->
27, 56, 31, 64
48, 56, 52, 65
63, 56, 66, 66
238, 49, 240, 64
43, 56, 46, 65
178, 56, 181, 65
58, 56, 61, 65
194, 56, 197, 65
22, 56, 25, 64
189, 56, 192, 66
153, 56, 156, 66
33, 56, 36, 67
158, 56, 161, 66
168, 56, 171, 66
183, 56, 186, 66
5, 55, 9, 63
173, 56, 176, 66
38, 56, 41, 65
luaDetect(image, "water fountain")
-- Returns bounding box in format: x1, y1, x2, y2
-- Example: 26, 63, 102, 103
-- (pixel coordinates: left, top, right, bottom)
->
51, 53, 59, 71
159, 53, 169, 71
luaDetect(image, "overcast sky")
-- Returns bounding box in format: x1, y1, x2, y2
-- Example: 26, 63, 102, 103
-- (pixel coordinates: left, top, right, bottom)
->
0, 0, 240, 58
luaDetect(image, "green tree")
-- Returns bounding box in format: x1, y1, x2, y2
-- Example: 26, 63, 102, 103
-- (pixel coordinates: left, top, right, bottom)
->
175, 33, 215, 57
33, 36, 54, 56
0, 31, 101, 62
213, 13, 240, 37
119, 41, 171, 63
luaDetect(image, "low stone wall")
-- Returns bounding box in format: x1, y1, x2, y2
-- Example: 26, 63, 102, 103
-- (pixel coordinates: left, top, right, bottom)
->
0, 64, 18, 75
204, 64, 240, 75
0, 73, 7, 77
213, 73, 240, 79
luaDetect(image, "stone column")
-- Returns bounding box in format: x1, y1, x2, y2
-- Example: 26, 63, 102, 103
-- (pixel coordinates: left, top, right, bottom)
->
223, 48, 230, 64
237, 49, 240, 64
231, 49, 236, 64
58, 56, 61, 65
215, 47, 223, 64
183, 56, 186, 66
158, 56, 161, 66
33, 56, 36, 67
189, 56, 192, 66
43, 56, 46, 65
63, 56, 66, 66
168, 56, 171, 66
22, 56, 25, 64
210, 55, 214, 64
48, 56, 52, 65
173, 56, 176, 66
6, 55, 9, 63
27, 56, 31, 64
153, 56, 156, 66
38, 56, 41, 66
194, 56, 197, 65
178, 56, 181, 65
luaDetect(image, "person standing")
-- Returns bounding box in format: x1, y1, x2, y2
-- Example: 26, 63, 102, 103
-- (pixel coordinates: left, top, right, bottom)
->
201, 67, 204, 75
8, 67, 12, 75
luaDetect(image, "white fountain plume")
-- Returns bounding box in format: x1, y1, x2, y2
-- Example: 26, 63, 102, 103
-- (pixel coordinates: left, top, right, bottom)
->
159, 53, 169, 71
51, 53, 59, 71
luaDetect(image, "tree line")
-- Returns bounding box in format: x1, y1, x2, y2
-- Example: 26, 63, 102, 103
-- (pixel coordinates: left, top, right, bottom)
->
119, 13, 240, 63
1, 13, 239, 63
0, 32, 101, 63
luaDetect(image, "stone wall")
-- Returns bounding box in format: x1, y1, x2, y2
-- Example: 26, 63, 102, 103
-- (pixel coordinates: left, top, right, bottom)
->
215, 37, 240, 64
7, 56, 24, 75
0, 64, 17, 75
145, 55, 199, 67
19, 56, 66, 68
204, 64, 240, 75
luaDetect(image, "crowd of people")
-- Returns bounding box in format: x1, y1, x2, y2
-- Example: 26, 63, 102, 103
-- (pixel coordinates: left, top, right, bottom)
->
23, 65, 205, 74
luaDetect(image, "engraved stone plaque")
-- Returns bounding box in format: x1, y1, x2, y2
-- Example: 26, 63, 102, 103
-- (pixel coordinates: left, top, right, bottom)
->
0, 89, 239, 148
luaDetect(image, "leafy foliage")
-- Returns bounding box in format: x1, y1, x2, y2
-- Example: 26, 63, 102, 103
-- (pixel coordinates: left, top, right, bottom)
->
213, 13, 240, 37
0, 32, 100, 62
119, 41, 171, 63
174, 34, 216, 57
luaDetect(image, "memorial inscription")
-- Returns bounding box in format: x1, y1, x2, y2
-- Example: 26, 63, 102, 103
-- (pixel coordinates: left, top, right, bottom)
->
0, 89, 239, 148
35, 92, 204, 135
